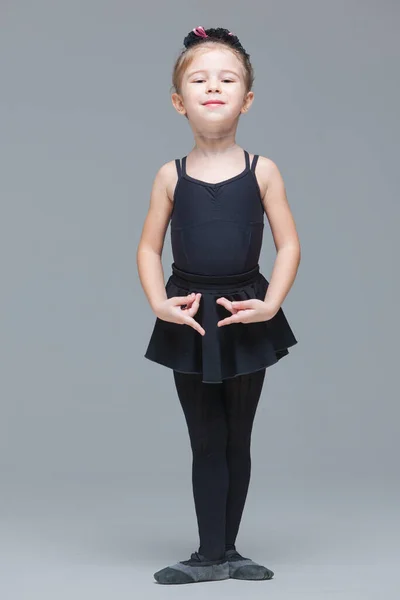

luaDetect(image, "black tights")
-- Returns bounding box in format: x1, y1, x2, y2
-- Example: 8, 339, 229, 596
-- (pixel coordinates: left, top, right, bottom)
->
173, 368, 266, 561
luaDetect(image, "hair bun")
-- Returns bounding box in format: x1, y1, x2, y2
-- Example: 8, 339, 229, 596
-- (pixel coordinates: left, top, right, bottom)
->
183, 26, 249, 59
183, 30, 202, 48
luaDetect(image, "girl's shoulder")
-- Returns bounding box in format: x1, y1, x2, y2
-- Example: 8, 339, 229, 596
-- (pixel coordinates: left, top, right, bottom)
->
150, 159, 179, 203
249, 153, 281, 199
161, 159, 181, 202
250, 152, 278, 173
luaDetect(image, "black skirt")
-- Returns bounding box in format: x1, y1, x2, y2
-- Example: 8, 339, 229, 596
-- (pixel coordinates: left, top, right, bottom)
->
144, 263, 298, 384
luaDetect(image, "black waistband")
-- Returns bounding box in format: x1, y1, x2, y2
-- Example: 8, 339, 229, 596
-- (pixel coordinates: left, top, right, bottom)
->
171, 263, 260, 291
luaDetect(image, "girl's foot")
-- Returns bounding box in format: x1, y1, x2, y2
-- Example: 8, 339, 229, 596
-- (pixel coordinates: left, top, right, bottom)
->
224, 548, 274, 580
153, 551, 229, 584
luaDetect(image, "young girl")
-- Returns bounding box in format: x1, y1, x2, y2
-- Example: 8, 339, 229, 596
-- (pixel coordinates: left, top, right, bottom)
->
137, 26, 300, 585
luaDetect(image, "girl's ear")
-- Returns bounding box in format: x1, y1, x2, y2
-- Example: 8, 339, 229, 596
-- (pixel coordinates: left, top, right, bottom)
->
241, 91, 254, 114
171, 93, 187, 116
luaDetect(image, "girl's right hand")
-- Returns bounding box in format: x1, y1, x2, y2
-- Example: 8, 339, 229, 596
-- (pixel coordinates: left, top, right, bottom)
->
155, 293, 205, 336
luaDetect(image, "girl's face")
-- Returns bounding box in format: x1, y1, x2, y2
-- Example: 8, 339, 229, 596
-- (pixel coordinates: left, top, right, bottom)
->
172, 46, 254, 128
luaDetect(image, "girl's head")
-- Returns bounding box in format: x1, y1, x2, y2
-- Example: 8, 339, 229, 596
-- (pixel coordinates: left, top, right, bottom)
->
171, 27, 255, 127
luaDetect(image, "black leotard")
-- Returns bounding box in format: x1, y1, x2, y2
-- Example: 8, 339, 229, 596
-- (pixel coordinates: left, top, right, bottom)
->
171, 149, 264, 276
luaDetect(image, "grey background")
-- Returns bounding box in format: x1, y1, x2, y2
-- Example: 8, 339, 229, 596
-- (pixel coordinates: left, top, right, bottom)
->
1, 0, 399, 597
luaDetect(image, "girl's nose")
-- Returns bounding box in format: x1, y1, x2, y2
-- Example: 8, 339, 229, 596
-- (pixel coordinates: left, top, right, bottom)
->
207, 80, 221, 93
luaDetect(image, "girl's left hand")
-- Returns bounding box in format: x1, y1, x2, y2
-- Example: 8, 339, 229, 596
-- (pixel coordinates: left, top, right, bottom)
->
216, 297, 279, 327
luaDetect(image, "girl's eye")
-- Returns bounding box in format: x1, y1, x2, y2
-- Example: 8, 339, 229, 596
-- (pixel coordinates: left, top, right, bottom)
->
193, 79, 234, 84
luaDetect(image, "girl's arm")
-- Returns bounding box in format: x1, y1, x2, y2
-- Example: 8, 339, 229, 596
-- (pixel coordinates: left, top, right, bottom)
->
136, 161, 176, 314
258, 157, 301, 309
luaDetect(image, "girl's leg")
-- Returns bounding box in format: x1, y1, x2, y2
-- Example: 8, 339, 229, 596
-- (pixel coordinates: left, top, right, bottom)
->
173, 371, 228, 561
222, 368, 266, 551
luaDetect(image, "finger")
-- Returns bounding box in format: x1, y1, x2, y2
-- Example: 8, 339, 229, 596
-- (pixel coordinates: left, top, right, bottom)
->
186, 296, 201, 316
177, 292, 200, 309
182, 315, 205, 336
216, 297, 235, 313
188, 292, 201, 306
190, 293, 201, 304
231, 300, 255, 310
217, 313, 243, 327
216, 297, 232, 306
175, 293, 197, 305
182, 292, 201, 311
180, 295, 197, 310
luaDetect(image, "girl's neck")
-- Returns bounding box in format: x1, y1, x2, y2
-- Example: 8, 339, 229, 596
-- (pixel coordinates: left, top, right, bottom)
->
191, 140, 240, 158
192, 131, 239, 158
